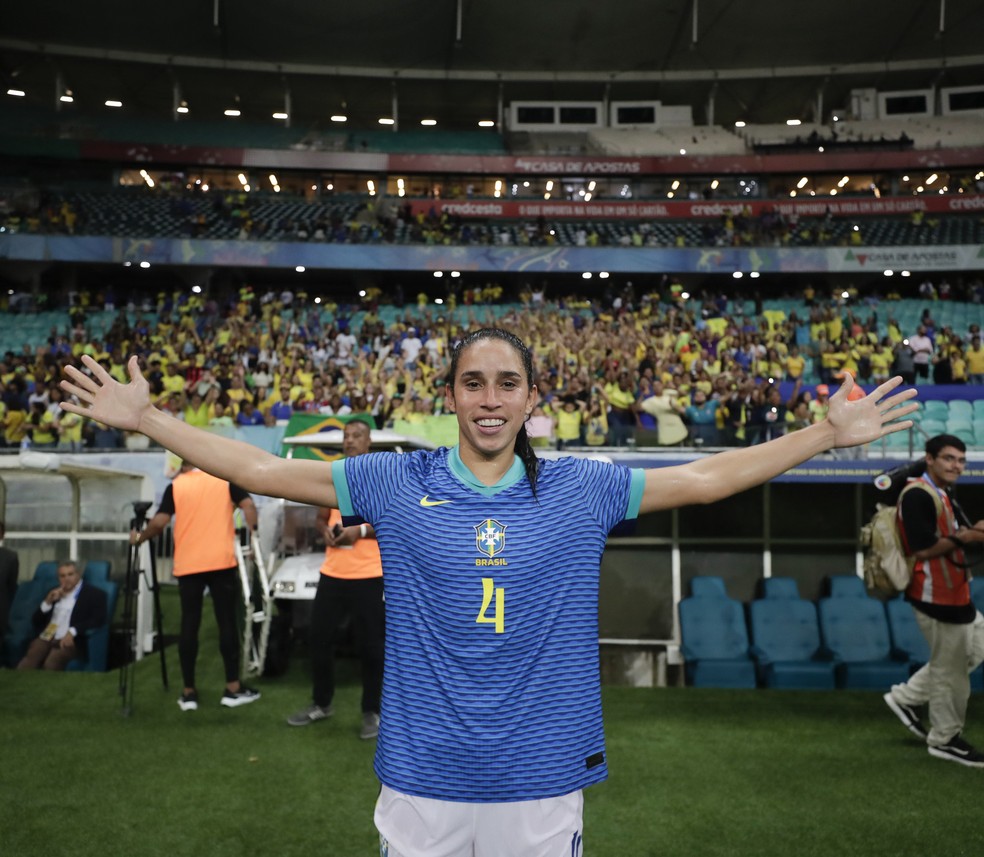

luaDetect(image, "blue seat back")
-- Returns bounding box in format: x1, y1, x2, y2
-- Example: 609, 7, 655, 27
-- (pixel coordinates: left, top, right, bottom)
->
818, 597, 893, 662
83, 560, 112, 583
690, 576, 727, 598
762, 577, 800, 599
3, 580, 45, 666
828, 575, 866, 598
679, 596, 750, 661
749, 599, 822, 662
971, 578, 984, 615
66, 579, 117, 673
33, 561, 59, 591
885, 597, 930, 664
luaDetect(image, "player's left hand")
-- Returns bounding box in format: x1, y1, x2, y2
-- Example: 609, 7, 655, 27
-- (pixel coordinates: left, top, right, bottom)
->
826, 375, 918, 448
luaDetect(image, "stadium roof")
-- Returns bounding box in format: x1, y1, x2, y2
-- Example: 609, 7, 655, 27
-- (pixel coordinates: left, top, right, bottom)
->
2, 1, 983, 130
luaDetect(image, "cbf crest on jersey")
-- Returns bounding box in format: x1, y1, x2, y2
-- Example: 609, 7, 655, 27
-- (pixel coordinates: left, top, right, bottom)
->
474, 519, 507, 566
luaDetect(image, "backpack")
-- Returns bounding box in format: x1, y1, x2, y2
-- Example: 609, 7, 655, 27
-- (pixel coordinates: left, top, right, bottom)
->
861, 482, 942, 594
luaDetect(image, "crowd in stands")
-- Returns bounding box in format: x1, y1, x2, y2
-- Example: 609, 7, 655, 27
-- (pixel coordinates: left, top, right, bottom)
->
2, 280, 984, 452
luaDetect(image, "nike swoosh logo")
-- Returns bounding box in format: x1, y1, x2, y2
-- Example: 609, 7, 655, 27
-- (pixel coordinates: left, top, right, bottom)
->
420, 495, 453, 507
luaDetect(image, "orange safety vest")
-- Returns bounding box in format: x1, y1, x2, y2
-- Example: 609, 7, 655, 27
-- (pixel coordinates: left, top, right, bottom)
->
171, 469, 239, 576
320, 509, 382, 580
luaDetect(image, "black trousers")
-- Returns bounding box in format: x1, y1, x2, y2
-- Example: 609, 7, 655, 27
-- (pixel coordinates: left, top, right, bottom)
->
311, 574, 385, 714
177, 567, 241, 688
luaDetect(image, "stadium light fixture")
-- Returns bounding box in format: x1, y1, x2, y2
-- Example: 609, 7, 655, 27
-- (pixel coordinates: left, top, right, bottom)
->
450, 271, 460, 278
295, 266, 305, 273
272, 112, 289, 120
139, 261, 151, 269
105, 100, 123, 108
582, 272, 592, 279
926, 173, 938, 185
224, 108, 241, 117
883, 270, 894, 277
545, 181, 554, 192
367, 180, 376, 196
60, 91, 74, 103
314, 296, 322, 305
710, 179, 719, 189
378, 117, 395, 125
671, 180, 680, 190
420, 119, 437, 126
478, 120, 495, 127
732, 272, 743, 278
796, 177, 809, 189
177, 101, 189, 114
786, 119, 801, 126
750, 271, 761, 278
679, 148, 686, 155
667, 191, 675, 198
838, 176, 850, 187
331, 114, 347, 122
238, 174, 248, 185
435, 298, 444, 305
584, 192, 593, 201
734, 120, 746, 128
433, 271, 443, 278
599, 272, 610, 279
901, 270, 911, 277
7, 89, 25, 97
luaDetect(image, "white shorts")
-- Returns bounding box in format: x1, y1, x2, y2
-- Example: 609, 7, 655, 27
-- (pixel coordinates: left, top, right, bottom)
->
375, 784, 584, 857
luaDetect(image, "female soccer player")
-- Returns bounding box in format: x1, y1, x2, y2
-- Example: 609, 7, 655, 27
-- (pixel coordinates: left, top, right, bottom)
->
61, 327, 917, 857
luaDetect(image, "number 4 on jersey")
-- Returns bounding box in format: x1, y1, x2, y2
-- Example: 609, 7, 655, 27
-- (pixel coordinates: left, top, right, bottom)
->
477, 577, 505, 633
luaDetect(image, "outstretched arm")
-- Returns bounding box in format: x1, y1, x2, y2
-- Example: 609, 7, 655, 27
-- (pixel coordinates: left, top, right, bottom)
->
639, 375, 917, 514
61, 355, 338, 508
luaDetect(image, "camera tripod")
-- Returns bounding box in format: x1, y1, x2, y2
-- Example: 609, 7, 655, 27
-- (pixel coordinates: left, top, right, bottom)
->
119, 500, 168, 716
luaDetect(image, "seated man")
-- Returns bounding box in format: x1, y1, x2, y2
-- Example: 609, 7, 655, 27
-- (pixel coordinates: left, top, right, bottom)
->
17, 560, 106, 671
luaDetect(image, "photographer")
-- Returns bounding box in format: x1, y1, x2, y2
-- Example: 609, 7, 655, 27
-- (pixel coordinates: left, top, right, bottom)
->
884, 435, 984, 767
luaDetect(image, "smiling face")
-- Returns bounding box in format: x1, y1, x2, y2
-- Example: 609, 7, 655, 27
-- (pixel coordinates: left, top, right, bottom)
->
445, 337, 537, 466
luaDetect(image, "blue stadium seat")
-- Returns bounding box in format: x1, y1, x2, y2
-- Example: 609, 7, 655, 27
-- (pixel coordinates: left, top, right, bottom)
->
749, 578, 836, 689
689, 575, 728, 598
818, 579, 911, 689
885, 595, 929, 671
33, 561, 59, 591
83, 560, 112, 583
66, 578, 117, 673
2, 580, 45, 667
679, 576, 756, 688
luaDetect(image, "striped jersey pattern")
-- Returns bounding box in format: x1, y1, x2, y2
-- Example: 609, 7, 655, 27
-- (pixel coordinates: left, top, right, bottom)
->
335, 448, 636, 802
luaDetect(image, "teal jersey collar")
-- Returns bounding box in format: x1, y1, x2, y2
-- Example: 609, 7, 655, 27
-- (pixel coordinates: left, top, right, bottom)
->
448, 445, 526, 496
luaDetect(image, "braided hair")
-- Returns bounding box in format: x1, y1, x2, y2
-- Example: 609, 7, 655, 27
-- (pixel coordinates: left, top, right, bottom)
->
448, 327, 540, 496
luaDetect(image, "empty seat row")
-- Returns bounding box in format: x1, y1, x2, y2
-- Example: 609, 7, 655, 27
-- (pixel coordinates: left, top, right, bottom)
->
679, 574, 984, 691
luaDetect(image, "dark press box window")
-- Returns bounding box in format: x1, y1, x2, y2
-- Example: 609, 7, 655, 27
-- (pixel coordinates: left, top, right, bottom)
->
884, 94, 928, 115
516, 106, 555, 124
616, 106, 656, 124
559, 106, 598, 124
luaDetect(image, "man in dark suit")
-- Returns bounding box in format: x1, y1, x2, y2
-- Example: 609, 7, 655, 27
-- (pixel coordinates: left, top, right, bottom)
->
0, 521, 18, 640
17, 560, 106, 670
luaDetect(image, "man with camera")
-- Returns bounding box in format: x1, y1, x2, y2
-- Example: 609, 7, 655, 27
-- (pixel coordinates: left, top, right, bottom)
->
286, 419, 384, 740
884, 434, 984, 767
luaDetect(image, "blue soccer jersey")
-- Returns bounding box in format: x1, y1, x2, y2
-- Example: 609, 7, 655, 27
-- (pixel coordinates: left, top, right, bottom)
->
332, 446, 644, 802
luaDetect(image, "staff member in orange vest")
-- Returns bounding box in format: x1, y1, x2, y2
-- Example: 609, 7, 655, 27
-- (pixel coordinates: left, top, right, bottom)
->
132, 461, 260, 711
287, 419, 384, 740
